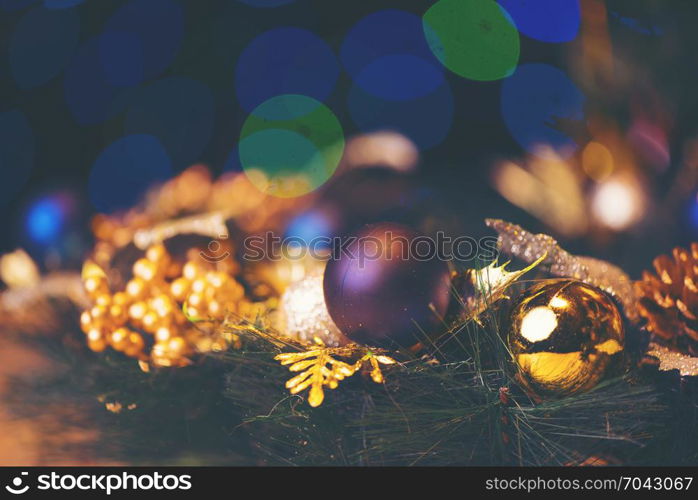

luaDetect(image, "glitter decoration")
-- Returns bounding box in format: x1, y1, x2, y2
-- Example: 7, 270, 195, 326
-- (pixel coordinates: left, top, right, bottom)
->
485, 219, 638, 321
275, 339, 396, 407
452, 255, 546, 319
646, 344, 698, 377
278, 272, 347, 347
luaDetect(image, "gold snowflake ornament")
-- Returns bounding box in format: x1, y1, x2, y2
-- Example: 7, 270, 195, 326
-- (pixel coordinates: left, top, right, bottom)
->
275, 338, 396, 407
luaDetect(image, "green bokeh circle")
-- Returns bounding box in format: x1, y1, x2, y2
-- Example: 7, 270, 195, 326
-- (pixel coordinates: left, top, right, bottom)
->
423, 0, 520, 82
240, 94, 344, 198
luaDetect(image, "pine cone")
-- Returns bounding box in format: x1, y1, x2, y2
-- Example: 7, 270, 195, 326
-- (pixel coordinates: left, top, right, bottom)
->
636, 245, 698, 356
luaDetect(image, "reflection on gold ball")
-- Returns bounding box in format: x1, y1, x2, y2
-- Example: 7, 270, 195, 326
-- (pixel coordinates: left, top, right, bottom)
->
508, 279, 624, 396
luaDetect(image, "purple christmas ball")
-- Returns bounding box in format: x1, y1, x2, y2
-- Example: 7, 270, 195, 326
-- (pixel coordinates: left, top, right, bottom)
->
323, 222, 451, 348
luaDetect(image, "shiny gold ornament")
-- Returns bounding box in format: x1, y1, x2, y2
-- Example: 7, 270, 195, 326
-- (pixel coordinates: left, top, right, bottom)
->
508, 279, 624, 396
277, 271, 348, 347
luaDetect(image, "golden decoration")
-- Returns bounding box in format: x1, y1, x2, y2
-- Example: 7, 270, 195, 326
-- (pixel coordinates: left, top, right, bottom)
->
508, 279, 625, 397
275, 339, 396, 407
451, 255, 546, 320
486, 219, 638, 321
79, 243, 270, 367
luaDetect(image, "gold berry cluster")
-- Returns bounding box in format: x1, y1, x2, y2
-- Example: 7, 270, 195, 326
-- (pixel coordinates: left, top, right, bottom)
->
80, 243, 268, 367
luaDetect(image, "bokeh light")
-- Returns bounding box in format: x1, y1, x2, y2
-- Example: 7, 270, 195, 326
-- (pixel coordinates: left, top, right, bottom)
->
235, 27, 339, 113
347, 81, 453, 150
627, 118, 670, 171
610, 10, 664, 36
237, 0, 294, 6
104, 0, 183, 82
44, 0, 84, 9
239, 94, 344, 198
88, 134, 173, 213
124, 77, 215, 171
688, 195, 698, 232
341, 9, 444, 101
10, 5, 79, 89
0, 0, 39, 12
582, 141, 614, 181
501, 63, 585, 158
498, 0, 580, 43
423, 0, 520, 81
64, 35, 139, 125
591, 177, 645, 231
98, 31, 145, 87
344, 131, 419, 173
285, 210, 336, 249
64, 0, 183, 124
0, 110, 35, 207
26, 195, 69, 244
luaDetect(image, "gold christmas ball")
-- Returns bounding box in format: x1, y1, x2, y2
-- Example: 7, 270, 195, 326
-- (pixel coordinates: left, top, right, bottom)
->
508, 279, 624, 396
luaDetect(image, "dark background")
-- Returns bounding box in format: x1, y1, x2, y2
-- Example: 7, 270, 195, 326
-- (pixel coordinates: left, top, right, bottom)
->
0, 0, 696, 275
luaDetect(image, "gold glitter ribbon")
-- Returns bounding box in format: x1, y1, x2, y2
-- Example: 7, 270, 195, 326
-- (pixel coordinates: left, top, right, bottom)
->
485, 219, 638, 321
646, 343, 698, 377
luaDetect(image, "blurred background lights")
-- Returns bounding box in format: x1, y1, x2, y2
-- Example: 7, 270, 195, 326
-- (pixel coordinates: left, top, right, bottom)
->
340, 9, 444, 101
44, 0, 85, 9
64, 35, 138, 124
423, 0, 520, 81
124, 77, 215, 171
343, 131, 419, 173
235, 27, 339, 113
591, 177, 645, 231
239, 94, 344, 198
627, 118, 671, 172
98, 31, 145, 87
26, 195, 69, 244
237, 0, 295, 7
501, 63, 586, 159
63, 0, 183, 124
285, 210, 336, 249
582, 141, 614, 182
0, 110, 35, 207
610, 11, 664, 36
347, 80, 453, 150
0, 0, 39, 12
492, 147, 587, 237
88, 134, 173, 213
689, 195, 698, 232
497, 0, 581, 43
10, 5, 79, 89
104, 0, 183, 82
